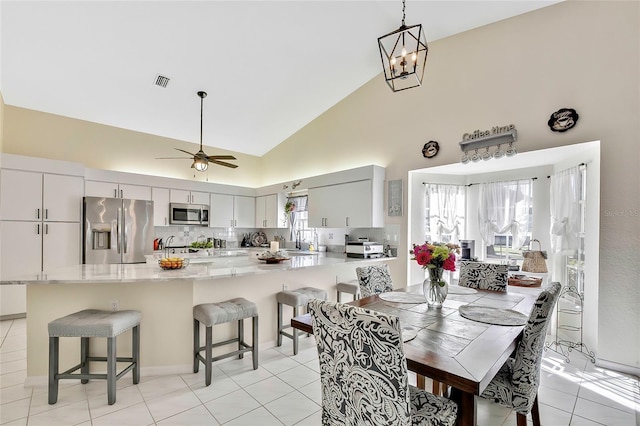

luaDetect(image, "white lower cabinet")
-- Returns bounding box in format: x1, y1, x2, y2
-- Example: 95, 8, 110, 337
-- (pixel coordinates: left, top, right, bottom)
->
0, 221, 80, 316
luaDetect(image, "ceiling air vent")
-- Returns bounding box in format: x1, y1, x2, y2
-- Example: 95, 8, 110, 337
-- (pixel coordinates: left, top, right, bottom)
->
154, 74, 171, 88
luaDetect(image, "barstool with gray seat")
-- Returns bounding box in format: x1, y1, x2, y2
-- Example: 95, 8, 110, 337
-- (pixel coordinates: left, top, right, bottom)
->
276, 287, 327, 355
336, 278, 360, 302
48, 309, 141, 405
193, 297, 258, 386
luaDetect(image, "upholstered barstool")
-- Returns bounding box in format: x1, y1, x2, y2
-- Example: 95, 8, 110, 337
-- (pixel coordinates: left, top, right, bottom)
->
276, 287, 327, 355
48, 309, 141, 405
336, 279, 359, 302
193, 298, 258, 386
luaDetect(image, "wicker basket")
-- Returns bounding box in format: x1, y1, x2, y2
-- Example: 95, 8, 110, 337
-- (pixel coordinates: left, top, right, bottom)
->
521, 239, 548, 273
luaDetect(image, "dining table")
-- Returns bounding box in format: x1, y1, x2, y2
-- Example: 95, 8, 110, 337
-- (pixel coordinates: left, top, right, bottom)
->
291, 283, 543, 426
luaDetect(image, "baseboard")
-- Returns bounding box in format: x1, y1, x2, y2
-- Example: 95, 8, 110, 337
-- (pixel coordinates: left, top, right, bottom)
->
596, 358, 640, 378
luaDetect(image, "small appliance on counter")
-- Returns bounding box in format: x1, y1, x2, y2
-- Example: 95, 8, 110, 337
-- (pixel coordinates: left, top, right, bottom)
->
346, 241, 384, 259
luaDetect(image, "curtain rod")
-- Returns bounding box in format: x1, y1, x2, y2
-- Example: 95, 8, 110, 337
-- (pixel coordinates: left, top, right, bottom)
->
546, 162, 586, 178
421, 182, 465, 186
465, 177, 537, 187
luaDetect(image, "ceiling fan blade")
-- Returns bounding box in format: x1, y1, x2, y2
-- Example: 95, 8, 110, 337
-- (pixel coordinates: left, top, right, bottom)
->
174, 148, 197, 156
206, 155, 236, 161
155, 156, 192, 160
210, 159, 239, 169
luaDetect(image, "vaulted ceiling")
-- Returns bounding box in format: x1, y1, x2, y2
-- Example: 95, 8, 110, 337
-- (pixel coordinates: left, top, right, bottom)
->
1, 1, 560, 157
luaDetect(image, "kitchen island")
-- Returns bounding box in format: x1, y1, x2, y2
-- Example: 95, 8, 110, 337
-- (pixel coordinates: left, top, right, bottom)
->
5, 252, 395, 381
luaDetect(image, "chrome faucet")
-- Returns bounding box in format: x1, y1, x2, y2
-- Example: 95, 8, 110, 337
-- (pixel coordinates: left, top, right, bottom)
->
296, 231, 301, 249
165, 236, 175, 257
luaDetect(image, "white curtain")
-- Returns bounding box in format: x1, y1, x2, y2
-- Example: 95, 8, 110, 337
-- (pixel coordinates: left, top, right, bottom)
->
550, 166, 581, 252
478, 180, 532, 248
425, 184, 465, 243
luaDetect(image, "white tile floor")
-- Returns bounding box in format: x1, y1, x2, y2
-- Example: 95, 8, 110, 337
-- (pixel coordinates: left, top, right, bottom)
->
1, 317, 638, 425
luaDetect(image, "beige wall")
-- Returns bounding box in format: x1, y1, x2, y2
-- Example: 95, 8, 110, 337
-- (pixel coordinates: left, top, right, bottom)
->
3, 106, 264, 188
261, 1, 640, 371
2, 1, 639, 370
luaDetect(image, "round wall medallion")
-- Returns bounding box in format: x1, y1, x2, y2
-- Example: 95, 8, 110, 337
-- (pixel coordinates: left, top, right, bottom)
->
548, 108, 579, 132
422, 140, 439, 158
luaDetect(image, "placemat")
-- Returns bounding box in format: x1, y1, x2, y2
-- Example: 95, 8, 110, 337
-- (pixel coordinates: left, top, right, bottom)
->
401, 326, 420, 342
448, 285, 478, 295
458, 305, 528, 326
379, 292, 425, 304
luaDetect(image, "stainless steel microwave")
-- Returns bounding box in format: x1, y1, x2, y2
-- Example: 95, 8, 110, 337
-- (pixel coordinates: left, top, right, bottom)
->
169, 203, 209, 226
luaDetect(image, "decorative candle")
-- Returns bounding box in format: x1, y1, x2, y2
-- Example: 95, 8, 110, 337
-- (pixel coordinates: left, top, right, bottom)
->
270, 241, 279, 252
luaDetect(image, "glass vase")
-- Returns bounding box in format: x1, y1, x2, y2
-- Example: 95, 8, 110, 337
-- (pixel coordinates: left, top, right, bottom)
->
423, 267, 449, 308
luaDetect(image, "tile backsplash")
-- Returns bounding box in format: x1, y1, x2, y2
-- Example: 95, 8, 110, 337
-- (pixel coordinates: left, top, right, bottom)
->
154, 224, 401, 252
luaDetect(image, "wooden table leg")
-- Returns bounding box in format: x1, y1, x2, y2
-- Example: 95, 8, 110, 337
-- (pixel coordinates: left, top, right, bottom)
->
450, 387, 476, 426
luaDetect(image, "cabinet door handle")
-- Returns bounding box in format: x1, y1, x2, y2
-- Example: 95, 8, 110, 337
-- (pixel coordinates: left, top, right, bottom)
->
164, 217, 167, 225
120, 189, 123, 198
346, 217, 349, 227
37, 224, 40, 234
45, 224, 49, 234
36, 208, 40, 219
114, 189, 118, 198
45, 209, 49, 220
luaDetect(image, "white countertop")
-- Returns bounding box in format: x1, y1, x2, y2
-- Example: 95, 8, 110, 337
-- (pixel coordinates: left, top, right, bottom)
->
2, 252, 393, 284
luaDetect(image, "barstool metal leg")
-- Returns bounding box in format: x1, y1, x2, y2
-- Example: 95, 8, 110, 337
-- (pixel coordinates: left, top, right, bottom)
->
80, 337, 90, 384
205, 326, 212, 386
107, 337, 116, 405
277, 303, 283, 347
293, 306, 299, 355
193, 319, 200, 373
238, 319, 244, 359
252, 316, 259, 370
132, 325, 140, 384
48, 336, 59, 404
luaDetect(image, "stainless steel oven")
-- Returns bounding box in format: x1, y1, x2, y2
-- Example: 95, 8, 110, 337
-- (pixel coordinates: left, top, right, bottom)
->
169, 203, 209, 226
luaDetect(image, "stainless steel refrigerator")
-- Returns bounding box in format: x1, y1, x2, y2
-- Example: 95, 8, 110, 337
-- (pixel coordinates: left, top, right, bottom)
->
83, 196, 154, 264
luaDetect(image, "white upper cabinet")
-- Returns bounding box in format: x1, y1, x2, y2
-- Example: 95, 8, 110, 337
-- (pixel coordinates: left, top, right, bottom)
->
308, 180, 383, 228
210, 193, 234, 227
170, 189, 209, 205
234, 196, 255, 228
152, 187, 171, 226
1, 170, 82, 222
85, 181, 151, 200
255, 194, 286, 228
210, 194, 254, 228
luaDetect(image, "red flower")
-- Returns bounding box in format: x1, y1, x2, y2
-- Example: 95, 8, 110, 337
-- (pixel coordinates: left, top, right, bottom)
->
416, 251, 432, 266
443, 254, 456, 272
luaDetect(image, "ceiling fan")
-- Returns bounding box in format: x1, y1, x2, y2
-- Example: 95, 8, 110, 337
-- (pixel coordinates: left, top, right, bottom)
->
156, 91, 238, 172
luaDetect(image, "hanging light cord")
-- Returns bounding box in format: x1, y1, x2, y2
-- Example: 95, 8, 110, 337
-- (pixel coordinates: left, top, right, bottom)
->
401, 0, 406, 27
199, 95, 204, 149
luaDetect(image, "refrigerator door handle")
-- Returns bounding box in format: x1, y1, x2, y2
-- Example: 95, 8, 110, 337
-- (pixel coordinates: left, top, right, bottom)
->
116, 207, 122, 254
123, 208, 128, 253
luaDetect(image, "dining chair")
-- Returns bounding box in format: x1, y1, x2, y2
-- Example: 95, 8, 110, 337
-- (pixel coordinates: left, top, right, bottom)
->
458, 260, 508, 292
308, 299, 458, 426
356, 264, 393, 297
480, 281, 562, 426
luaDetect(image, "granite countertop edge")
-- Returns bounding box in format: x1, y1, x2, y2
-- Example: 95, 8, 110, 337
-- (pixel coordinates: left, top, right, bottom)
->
1, 254, 396, 285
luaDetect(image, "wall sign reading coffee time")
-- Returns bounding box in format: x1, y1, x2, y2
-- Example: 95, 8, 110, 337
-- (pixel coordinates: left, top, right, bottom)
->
548, 108, 579, 132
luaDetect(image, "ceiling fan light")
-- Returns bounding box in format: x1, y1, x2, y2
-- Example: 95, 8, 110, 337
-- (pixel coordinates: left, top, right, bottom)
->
193, 158, 208, 172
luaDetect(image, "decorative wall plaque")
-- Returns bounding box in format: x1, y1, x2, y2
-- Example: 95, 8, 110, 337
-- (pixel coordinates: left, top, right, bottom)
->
422, 140, 439, 158
548, 108, 579, 132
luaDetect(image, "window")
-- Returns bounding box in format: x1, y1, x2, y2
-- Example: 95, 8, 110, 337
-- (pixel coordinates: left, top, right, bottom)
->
478, 179, 533, 259
423, 184, 466, 244
287, 195, 313, 241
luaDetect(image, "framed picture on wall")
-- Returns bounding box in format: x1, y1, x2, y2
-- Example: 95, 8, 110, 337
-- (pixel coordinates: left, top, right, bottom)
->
388, 179, 403, 217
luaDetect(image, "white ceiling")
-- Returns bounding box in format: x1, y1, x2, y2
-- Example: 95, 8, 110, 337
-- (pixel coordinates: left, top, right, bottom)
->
1, 1, 560, 157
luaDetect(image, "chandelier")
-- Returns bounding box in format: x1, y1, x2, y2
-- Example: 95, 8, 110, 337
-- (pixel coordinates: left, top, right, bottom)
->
378, 0, 428, 92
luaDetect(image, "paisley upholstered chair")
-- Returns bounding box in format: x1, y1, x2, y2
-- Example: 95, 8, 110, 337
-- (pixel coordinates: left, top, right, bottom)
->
480, 282, 562, 426
356, 264, 393, 297
308, 299, 458, 426
458, 261, 509, 292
